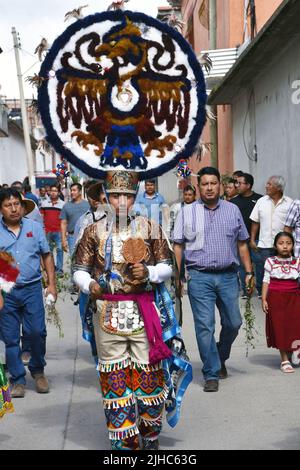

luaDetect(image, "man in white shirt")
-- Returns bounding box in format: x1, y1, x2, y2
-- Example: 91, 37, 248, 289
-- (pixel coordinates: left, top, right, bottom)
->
250, 175, 293, 297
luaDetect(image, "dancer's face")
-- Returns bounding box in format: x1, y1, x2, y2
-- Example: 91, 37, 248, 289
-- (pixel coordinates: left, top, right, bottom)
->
108, 193, 135, 216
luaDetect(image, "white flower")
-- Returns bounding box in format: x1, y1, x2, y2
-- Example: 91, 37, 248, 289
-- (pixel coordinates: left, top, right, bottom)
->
0, 277, 15, 293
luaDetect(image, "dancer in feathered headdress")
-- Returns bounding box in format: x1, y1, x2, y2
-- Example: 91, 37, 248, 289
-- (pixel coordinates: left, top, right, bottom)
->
37, 7, 207, 450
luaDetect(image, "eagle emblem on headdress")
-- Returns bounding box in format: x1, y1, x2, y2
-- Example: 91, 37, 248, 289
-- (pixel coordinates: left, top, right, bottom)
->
38, 11, 206, 179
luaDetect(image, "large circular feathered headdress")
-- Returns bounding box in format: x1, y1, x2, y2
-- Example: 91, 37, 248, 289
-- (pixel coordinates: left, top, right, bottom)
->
38, 10, 206, 180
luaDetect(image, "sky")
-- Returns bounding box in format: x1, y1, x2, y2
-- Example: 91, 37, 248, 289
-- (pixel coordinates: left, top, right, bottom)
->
0, 0, 169, 99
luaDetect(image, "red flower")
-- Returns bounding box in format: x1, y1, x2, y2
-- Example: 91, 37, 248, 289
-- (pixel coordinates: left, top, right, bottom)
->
0, 258, 19, 283
26, 232, 33, 238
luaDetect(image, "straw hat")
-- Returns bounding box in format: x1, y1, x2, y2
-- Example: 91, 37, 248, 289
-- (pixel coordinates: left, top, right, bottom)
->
86, 180, 105, 201
20, 195, 35, 215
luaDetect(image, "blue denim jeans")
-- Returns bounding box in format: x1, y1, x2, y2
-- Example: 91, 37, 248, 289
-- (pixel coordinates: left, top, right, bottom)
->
67, 234, 76, 257
46, 231, 64, 272
238, 241, 266, 296
0, 281, 47, 384
187, 269, 242, 381
252, 248, 276, 295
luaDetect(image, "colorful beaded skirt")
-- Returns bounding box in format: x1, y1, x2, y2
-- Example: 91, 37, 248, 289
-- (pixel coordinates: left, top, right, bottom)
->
0, 363, 14, 418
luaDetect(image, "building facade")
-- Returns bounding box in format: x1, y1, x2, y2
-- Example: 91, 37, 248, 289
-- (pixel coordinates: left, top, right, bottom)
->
179, 0, 283, 178
208, 0, 300, 198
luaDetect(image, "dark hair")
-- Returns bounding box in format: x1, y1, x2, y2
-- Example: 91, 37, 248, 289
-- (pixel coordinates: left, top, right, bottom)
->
0, 188, 23, 207
240, 172, 254, 188
183, 184, 196, 194
11, 180, 23, 187
70, 183, 82, 191
274, 231, 295, 252
84, 179, 98, 191
50, 184, 59, 190
232, 170, 244, 177
226, 178, 235, 185
23, 184, 32, 193
197, 167, 220, 183
145, 179, 156, 184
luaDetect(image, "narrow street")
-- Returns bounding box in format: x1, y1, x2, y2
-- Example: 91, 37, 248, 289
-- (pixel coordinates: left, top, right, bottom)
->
1, 292, 300, 450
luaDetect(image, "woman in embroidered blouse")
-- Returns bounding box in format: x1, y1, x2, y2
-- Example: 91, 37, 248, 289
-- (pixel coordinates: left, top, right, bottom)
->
262, 231, 300, 373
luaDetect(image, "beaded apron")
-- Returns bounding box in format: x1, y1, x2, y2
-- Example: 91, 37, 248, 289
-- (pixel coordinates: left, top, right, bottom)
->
99, 300, 145, 336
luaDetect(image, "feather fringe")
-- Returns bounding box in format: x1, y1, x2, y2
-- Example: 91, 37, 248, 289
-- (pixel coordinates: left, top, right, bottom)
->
206, 105, 216, 122
132, 361, 161, 371
136, 384, 169, 406
103, 393, 135, 409
97, 356, 131, 372
98, 358, 162, 373
108, 424, 139, 441
198, 52, 212, 75
139, 414, 163, 427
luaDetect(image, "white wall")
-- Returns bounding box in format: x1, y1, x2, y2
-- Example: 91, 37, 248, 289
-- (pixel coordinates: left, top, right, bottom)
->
232, 35, 300, 199
158, 171, 181, 205
0, 131, 29, 185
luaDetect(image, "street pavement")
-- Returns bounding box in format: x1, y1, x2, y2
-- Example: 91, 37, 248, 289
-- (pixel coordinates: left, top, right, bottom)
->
1, 290, 300, 450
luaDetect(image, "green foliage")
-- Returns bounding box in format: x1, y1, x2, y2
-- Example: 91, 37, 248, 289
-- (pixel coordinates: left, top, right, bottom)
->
46, 303, 64, 339
243, 297, 258, 357
43, 272, 71, 339
70, 175, 80, 184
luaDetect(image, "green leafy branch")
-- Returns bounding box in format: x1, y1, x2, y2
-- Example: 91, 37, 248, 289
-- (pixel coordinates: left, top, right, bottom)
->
46, 303, 64, 339
243, 297, 259, 357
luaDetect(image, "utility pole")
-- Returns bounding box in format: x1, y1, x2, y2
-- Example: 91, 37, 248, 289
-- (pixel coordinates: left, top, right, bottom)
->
209, 0, 218, 169
12, 27, 36, 191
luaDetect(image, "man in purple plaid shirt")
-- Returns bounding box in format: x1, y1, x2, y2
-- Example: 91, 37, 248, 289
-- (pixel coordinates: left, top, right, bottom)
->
173, 167, 252, 393
284, 200, 300, 257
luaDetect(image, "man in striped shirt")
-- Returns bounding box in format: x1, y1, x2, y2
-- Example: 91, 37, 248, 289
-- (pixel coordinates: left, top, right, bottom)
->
173, 167, 252, 392
284, 199, 300, 257
40, 185, 65, 275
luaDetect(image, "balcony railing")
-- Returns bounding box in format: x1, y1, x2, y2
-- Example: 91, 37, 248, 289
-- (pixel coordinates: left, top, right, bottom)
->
201, 47, 239, 92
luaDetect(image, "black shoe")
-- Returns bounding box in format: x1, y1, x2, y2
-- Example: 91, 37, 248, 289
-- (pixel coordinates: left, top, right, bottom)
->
142, 438, 159, 450
219, 363, 228, 380
203, 379, 219, 392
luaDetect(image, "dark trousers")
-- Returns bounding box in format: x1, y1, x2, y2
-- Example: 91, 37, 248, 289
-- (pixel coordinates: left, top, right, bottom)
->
0, 281, 47, 385
238, 242, 271, 296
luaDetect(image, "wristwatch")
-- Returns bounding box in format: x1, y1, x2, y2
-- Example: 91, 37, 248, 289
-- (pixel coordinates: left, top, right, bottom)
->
245, 272, 254, 276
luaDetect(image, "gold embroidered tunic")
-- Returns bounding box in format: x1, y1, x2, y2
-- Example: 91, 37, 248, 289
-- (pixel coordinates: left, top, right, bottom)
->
74, 215, 172, 294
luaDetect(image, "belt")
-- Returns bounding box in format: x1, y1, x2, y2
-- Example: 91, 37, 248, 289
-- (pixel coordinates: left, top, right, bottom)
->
14, 280, 41, 289
188, 267, 237, 274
